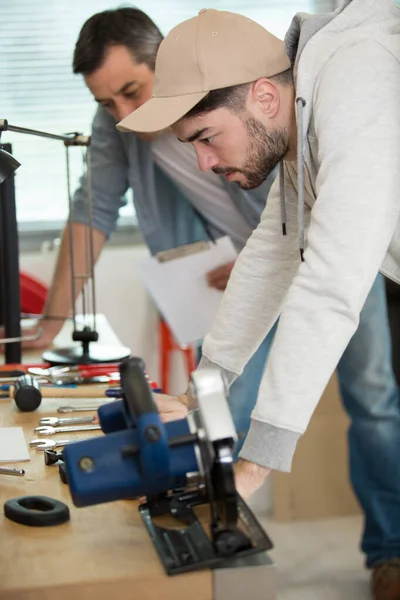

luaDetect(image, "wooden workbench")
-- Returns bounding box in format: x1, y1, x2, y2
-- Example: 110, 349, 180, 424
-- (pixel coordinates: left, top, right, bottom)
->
0, 315, 212, 599
0, 397, 212, 600
0, 315, 275, 600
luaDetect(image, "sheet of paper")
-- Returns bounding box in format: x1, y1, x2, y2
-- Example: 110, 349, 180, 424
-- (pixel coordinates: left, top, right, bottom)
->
137, 236, 238, 345
0, 427, 30, 462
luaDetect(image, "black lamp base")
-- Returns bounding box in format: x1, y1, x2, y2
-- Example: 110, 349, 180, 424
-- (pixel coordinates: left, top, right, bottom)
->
42, 342, 131, 366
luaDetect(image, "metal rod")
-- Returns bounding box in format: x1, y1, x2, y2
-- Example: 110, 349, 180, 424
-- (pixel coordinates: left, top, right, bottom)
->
86, 146, 97, 333
0, 120, 89, 146
65, 146, 77, 332
81, 285, 87, 323
0, 143, 22, 363
82, 150, 90, 328
0, 467, 25, 477
0, 327, 43, 344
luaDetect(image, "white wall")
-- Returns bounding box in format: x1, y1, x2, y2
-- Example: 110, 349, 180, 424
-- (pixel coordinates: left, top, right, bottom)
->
20, 242, 190, 394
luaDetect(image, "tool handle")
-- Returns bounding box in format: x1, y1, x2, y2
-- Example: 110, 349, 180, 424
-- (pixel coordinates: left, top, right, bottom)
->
49, 424, 101, 434
57, 416, 95, 426
79, 367, 120, 378
0, 467, 25, 476
39, 386, 108, 398
57, 405, 104, 413
119, 357, 157, 420
0, 363, 49, 373
13, 375, 42, 411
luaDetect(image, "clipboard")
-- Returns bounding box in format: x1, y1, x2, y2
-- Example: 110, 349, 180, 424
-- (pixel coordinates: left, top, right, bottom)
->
136, 236, 238, 345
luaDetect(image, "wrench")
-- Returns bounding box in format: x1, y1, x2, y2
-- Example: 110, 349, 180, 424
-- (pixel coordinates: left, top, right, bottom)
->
57, 404, 107, 414
33, 424, 101, 436
29, 438, 87, 450
39, 416, 95, 427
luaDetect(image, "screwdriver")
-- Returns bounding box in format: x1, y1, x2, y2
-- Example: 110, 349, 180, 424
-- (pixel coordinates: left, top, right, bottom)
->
0, 467, 25, 476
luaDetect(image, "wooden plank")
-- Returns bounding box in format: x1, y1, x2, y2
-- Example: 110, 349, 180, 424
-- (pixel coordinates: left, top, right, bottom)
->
272, 375, 360, 521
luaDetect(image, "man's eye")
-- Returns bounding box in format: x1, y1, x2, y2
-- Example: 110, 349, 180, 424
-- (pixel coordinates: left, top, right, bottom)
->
125, 90, 139, 99
201, 136, 214, 145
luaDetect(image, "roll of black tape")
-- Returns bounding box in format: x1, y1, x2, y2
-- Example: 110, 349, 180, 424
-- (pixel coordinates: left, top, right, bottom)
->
14, 375, 42, 412
4, 495, 70, 526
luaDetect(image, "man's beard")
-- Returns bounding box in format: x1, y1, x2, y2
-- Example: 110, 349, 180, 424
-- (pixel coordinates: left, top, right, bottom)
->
212, 116, 290, 189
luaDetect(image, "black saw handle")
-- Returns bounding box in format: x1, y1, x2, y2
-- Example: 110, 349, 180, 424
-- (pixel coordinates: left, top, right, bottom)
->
119, 357, 158, 421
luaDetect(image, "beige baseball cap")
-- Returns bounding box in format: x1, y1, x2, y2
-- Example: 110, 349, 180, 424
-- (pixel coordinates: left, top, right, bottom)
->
117, 8, 290, 134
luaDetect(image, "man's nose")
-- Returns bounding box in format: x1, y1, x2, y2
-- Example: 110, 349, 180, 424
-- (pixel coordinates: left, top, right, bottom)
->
195, 147, 219, 172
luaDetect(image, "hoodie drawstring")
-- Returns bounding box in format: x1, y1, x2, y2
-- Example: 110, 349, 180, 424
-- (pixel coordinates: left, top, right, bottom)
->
279, 96, 307, 262
279, 161, 287, 236
296, 96, 306, 262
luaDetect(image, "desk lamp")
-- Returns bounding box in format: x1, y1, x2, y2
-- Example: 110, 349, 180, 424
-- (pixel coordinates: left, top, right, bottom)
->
0, 119, 130, 365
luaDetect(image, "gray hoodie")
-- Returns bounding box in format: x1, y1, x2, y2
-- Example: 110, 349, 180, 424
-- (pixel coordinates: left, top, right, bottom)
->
199, 0, 400, 471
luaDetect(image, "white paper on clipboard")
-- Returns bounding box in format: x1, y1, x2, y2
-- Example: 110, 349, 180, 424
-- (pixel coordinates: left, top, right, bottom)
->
136, 236, 237, 345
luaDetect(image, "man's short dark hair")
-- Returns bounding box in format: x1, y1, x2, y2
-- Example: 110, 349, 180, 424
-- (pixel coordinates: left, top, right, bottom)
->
73, 7, 163, 75
185, 67, 293, 120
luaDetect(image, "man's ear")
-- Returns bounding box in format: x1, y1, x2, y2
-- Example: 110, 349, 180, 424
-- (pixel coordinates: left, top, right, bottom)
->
249, 78, 280, 119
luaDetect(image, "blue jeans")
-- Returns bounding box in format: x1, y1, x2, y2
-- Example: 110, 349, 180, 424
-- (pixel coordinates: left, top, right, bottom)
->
227, 273, 400, 568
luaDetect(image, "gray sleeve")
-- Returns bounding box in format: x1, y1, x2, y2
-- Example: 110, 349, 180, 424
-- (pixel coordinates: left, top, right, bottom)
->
71, 107, 130, 238
196, 355, 301, 472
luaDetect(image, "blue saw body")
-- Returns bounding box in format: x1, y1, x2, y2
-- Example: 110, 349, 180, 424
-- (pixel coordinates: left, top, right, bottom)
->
64, 395, 198, 507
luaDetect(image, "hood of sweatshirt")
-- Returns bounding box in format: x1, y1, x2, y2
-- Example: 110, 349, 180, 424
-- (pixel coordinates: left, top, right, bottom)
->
280, 0, 400, 260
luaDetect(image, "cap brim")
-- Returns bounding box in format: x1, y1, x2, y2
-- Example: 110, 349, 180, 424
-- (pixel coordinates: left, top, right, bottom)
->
117, 91, 208, 134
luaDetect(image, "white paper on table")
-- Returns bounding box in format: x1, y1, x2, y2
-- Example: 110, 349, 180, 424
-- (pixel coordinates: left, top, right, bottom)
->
137, 236, 238, 345
0, 427, 30, 462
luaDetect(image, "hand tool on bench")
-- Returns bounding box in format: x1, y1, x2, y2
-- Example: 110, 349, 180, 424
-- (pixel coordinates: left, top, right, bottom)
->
29, 437, 94, 451
28, 364, 121, 385
0, 467, 25, 476
34, 424, 101, 436
28, 363, 156, 387
39, 416, 95, 426
63, 356, 273, 575
57, 404, 108, 413
12, 374, 111, 412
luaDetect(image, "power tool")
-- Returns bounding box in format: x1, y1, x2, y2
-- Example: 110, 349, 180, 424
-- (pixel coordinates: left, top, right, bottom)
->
63, 356, 273, 575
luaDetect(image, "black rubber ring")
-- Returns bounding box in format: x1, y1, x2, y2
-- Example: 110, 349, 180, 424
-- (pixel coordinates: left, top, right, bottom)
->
4, 495, 70, 527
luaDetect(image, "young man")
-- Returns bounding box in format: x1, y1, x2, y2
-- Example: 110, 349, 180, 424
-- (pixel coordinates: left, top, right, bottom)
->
118, 4, 400, 599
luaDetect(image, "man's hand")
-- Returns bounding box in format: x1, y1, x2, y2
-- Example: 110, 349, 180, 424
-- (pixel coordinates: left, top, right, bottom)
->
234, 459, 271, 500
206, 261, 235, 291
21, 318, 62, 350
154, 393, 189, 422
0, 317, 61, 351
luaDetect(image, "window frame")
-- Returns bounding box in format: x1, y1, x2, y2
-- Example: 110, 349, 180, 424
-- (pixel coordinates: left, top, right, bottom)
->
13, 0, 338, 251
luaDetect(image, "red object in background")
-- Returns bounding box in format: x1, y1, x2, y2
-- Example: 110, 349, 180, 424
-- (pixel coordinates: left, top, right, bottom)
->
160, 319, 197, 395
20, 271, 48, 314
19, 272, 186, 391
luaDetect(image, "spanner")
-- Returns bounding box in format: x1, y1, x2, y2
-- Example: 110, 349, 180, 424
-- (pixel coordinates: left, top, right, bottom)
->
57, 404, 107, 414
33, 424, 101, 436
39, 416, 95, 427
29, 438, 89, 450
